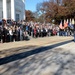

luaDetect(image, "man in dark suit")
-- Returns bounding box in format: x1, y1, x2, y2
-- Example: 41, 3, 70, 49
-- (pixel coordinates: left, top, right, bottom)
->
73, 24, 75, 42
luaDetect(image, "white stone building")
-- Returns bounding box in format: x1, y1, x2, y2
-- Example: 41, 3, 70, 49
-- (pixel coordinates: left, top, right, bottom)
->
0, 0, 25, 21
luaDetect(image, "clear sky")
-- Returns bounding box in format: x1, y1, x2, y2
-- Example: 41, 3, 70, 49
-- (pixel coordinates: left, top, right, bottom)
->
25, 0, 45, 12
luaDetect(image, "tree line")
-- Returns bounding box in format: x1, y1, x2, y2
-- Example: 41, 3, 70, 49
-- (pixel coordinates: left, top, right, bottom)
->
25, 0, 75, 24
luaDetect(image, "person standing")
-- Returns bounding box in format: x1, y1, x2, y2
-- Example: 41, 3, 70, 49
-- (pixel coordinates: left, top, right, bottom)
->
73, 24, 75, 42
9, 27, 13, 42
20, 27, 23, 41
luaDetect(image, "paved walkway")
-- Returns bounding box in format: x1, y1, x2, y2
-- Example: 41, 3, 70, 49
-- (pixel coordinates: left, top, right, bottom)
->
0, 36, 75, 75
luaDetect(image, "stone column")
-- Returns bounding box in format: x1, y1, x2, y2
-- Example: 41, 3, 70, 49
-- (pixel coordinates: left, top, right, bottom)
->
3, 0, 7, 19
23, 0, 25, 20
11, 0, 15, 21
22, 0, 25, 3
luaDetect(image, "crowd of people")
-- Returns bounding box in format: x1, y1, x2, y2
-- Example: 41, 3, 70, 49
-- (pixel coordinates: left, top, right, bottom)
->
0, 19, 73, 43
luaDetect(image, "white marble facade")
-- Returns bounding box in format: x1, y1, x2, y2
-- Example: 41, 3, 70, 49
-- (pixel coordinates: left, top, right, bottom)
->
0, 0, 25, 21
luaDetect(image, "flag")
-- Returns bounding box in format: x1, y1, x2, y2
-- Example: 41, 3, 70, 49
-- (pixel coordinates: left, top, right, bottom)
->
68, 22, 71, 27
67, 19, 69, 23
68, 19, 74, 29
59, 20, 64, 29
68, 19, 71, 27
64, 19, 68, 28
0, 20, 2, 25
72, 18, 74, 25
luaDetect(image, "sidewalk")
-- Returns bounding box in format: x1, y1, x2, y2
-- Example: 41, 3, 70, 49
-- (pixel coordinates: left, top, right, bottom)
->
0, 36, 75, 75
0, 36, 73, 51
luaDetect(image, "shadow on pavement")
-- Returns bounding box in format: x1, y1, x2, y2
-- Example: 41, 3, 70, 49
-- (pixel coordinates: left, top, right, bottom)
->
0, 39, 73, 65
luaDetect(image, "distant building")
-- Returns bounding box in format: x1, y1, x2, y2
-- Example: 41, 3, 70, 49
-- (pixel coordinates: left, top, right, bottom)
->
0, 0, 25, 21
